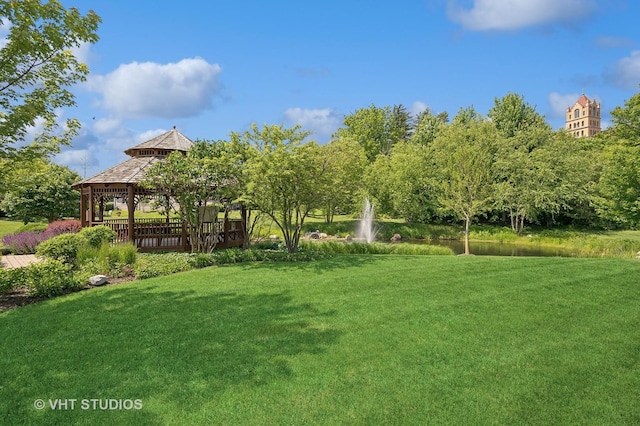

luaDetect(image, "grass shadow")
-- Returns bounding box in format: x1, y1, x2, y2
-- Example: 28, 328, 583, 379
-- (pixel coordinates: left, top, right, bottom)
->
0, 283, 341, 423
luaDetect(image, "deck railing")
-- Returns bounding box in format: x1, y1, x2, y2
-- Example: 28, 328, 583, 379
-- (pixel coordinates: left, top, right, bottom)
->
91, 218, 244, 251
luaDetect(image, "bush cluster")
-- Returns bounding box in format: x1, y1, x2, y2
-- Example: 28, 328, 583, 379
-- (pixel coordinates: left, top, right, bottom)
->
0, 259, 82, 298
75, 243, 137, 283
299, 241, 454, 255
0, 267, 24, 294
35, 225, 117, 264
1, 220, 83, 254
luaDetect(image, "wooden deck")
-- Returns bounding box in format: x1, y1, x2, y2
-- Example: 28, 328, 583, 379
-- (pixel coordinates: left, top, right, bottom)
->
0, 255, 41, 269
92, 218, 245, 252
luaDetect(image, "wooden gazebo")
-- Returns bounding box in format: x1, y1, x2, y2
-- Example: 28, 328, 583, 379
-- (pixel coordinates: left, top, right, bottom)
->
72, 128, 246, 251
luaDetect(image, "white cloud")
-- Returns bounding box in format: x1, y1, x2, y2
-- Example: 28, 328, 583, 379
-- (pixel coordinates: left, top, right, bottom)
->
55, 149, 97, 170
548, 92, 581, 118
93, 118, 124, 136
447, 0, 598, 31
410, 101, 429, 117
72, 42, 92, 66
605, 50, 640, 89
88, 57, 222, 119
284, 107, 342, 137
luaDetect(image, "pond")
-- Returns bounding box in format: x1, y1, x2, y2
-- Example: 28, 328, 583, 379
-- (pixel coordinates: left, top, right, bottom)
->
420, 240, 576, 257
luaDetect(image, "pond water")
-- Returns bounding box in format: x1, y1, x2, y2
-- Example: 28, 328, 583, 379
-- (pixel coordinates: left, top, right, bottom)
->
420, 240, 575, 257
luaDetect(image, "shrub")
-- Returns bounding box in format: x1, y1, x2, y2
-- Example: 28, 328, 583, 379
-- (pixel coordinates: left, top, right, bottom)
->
1, 220, 83, 254
0, 267, 26, 294
45, 220, 82, 237
24, 259, 82, 298
36, 233, 88, 264
79, 226, 116, 248
299, 241, 454, 256
134, 253, 194, 279
76, 242, 137, 277
2, 231, 47, 254
190, 253, 216, 269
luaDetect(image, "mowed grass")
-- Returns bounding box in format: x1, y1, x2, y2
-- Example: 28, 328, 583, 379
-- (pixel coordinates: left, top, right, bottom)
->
0, 218, 23, 238
1, 256, 639, 425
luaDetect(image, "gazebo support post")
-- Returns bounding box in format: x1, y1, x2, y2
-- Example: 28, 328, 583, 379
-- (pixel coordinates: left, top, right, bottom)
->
98, 196, 104, 222
88, 186, 95, 226
127, 185, 135, 244
80, 189, 87, 227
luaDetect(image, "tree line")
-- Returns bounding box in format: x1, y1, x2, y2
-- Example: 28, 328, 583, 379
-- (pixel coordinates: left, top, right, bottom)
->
139, 91, 640, 253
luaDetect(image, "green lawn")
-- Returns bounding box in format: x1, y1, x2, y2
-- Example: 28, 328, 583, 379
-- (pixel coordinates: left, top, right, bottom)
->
0, 218, 23, 238
1, 256, 639, 425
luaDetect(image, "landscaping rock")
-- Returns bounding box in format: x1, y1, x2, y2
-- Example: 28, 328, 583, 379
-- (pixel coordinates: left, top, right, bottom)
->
89, 275, 109, 286
345, 234, 352, 241
390, 233, 402, 242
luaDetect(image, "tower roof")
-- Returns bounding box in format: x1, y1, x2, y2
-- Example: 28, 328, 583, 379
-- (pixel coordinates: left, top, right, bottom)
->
576, 94, 589, 107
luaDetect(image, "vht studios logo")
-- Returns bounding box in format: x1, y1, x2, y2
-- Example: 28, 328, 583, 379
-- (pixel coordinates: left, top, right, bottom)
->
34, 398, 143, 410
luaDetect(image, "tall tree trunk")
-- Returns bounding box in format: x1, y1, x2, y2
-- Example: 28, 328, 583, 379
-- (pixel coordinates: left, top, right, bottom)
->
464, 216, 471, 255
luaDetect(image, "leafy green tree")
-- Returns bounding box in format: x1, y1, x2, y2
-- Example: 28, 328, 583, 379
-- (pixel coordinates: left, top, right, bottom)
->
488, 93, 550, 140
389, 104, 413, 144
610, 89, 640, 145
410, 108, 448, 146
386, 141, 439, 222
143, 141, 243, 253
430, 118, 498, 254
335, 104, 413, 162
363, 154, 394, 218
318, 137, 367, 223
451, 105, 482, 126
1, 161, 80, 223
0, 1, 101, 162
597, 144, 640, 225
335, 105, 389, 162
241, 124, 326, 253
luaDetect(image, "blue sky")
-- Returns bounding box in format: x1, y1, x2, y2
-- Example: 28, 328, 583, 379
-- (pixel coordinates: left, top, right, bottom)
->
44, 0, 640, 177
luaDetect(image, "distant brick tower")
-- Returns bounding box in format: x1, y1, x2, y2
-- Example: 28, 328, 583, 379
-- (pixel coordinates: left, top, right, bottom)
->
566, 93, 601, 137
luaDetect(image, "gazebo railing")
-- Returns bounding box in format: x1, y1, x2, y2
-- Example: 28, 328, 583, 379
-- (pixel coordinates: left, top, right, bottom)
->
92, 218, 244, 251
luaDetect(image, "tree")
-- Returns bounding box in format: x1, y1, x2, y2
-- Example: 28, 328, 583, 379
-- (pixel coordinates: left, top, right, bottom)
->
597, 144, 640, 225
318, 137, 367, 223
1, 161, 80, 223
488, 92, 549, 140
389, 104, 413, 144
334, 104, 413, 162
143, 141, 243, 253
386, 141, 439, 222
410, 108, 448, 146
242, 124, 326, 253
0, 1, 101, 161
609, 88, 640, 145
430, 118, 497, 255
592, 90, 640, 226
452, 105, 482, 126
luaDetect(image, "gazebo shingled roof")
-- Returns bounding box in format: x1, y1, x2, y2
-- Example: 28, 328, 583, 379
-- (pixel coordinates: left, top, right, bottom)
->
73, 127, 194, 188
73, 156, 161, 186
124, 127, 194, 157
